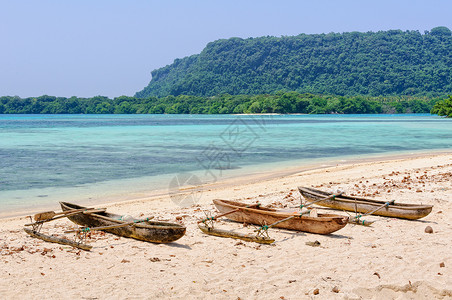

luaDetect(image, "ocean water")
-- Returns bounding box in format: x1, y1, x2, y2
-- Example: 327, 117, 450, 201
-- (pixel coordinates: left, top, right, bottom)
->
0, 114, 451, 214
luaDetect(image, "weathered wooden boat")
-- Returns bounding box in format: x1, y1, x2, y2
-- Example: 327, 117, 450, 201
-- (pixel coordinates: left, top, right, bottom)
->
212, 199, 348, 234
60, 202, 186, 243
298, 187, 433, 220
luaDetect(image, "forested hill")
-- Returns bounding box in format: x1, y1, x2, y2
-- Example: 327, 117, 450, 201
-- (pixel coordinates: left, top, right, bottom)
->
135, 27, 452, 98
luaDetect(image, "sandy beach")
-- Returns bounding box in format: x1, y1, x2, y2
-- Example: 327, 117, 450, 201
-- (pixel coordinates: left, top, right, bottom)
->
1, 153, 451, 299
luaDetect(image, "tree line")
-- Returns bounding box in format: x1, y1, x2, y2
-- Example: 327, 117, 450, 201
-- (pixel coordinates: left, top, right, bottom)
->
0, 92, 443, 115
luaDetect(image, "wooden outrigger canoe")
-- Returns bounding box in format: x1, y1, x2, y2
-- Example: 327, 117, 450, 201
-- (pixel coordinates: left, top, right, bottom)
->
212, 199, 348, 235
60, 202, 186, 243
298, 187, 433, 220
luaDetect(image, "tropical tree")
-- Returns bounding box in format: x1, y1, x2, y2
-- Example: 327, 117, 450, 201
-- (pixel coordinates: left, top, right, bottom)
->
431, 95, 452, 117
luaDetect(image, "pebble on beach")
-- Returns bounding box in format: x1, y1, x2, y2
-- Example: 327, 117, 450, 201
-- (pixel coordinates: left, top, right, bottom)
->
424, 226, 433, 233
305, 240, 321, 247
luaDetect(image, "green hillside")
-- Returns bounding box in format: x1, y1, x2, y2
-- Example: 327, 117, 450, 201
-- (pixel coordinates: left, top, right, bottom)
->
136, 27, 452, 98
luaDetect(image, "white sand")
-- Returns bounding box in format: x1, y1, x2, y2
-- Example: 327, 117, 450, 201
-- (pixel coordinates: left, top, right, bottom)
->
1, 153, 451, 299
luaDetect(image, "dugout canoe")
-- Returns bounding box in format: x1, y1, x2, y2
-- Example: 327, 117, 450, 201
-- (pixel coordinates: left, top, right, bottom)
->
212, 199, 348, 235
298, 187, 433, 220
60, 202, 186, 243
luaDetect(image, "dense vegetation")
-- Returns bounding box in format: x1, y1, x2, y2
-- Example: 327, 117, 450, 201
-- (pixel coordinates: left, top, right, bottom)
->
0, 93, 441, 115
2, 28, 450, 116
431, 95, 452, 117
136, 27, 452, 98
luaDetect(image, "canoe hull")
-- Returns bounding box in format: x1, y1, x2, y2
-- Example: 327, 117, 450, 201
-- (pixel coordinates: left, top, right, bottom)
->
213, 199, 348, 235
60, 202, 186, 243
298, 187, 433, 220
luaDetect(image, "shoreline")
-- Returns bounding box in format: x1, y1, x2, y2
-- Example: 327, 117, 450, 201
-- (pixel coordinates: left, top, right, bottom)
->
1, 151, 451, 298
2, 149, 451, 221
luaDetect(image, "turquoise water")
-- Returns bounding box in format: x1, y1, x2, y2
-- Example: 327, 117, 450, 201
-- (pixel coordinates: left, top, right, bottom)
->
0, 114, 451, 214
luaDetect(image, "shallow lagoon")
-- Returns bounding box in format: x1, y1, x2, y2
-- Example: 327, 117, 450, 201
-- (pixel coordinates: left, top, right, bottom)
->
0, 114, 451, 213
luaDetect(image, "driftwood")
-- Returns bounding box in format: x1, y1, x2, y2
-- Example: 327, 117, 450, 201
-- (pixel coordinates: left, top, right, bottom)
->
23, 228, 92, 251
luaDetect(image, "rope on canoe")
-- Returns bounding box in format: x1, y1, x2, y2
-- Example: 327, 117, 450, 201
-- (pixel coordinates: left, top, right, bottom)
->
133, 218, 150, 223
201, 217, 215, 224
255, 224, 271, 239
255, 209, 310, 239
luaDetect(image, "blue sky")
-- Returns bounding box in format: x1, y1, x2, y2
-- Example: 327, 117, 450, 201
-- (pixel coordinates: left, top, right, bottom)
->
1, 0, 451, 98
